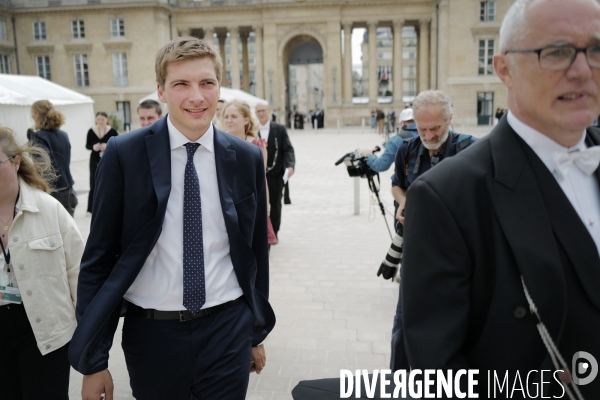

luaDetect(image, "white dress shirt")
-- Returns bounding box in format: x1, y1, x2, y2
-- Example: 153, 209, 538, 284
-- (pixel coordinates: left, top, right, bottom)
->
508, 111, 600, 255
258, 122, 270, 142
124, 118, 242, 310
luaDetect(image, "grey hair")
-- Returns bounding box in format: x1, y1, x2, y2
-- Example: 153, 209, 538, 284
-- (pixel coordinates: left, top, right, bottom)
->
499, 0, 536, 53
412, 90, 452, 122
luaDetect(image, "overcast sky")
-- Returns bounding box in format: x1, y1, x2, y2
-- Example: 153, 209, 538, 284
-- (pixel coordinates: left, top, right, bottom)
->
352, 28, 365, 66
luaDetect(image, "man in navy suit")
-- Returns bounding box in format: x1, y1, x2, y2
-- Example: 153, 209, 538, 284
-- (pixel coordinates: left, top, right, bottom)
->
69, 36, 275, 400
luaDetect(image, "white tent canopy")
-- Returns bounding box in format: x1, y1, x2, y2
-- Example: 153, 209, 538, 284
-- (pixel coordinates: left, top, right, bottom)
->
139, 87, 268, 117
0, 75, 95, 162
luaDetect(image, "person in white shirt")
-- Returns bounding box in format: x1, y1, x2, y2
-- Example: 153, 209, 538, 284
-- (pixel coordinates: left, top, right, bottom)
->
69, 36, 274, 400
400, 0, 600, 396
255, 102, 296, 240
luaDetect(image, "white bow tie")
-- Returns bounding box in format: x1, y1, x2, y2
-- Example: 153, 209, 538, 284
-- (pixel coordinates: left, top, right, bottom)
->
552, 146, 600, 180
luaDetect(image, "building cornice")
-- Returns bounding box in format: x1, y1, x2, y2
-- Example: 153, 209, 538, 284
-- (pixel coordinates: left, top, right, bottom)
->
26, 42, 55, 55
64, 42, 93, 55
12, 2, 170, 15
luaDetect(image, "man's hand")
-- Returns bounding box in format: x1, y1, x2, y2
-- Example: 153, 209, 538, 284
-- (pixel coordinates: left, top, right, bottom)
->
396, 203, 405, 225
82, 369, 114, 400
250, 345, 266, 374
286, 167, 295, 179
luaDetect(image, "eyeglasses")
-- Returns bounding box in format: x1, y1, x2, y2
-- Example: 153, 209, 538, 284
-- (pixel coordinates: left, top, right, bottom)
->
504, 45, 600, 70
0, 156, 15, 169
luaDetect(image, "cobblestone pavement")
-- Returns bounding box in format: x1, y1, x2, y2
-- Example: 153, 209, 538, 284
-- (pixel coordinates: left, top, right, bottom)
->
67, 124, 492, 399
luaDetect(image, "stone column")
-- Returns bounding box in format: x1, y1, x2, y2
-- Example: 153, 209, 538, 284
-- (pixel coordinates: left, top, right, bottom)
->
342, 22, 353, 104
253, 26, 264, 99
418, 19, 430, 93
229, 27, 241, 89
240, 31, 250, 93
203, 28, 214, 45
367, 21, 379, 106
392, 19, 404, 107
217, 31, 228, 86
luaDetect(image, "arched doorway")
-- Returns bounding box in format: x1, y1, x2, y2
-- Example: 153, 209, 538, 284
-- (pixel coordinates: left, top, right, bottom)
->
282, 35, 324, 129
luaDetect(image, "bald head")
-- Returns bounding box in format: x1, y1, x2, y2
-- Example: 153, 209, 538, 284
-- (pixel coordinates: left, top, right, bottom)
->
255, 103, 271, 126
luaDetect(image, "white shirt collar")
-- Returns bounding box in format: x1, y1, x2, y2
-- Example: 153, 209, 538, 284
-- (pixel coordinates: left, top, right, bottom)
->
167, 115, 214, 153
258, 122, 270, 130
507, 111, 587, 174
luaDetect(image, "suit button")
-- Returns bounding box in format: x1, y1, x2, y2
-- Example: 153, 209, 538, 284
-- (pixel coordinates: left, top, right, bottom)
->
18, 264, 24, 270
50, 242, 55, 247
513, 306, 527, 319
26, 290, 32, 296
12, 237, 18, 242
45, 344, 51, 350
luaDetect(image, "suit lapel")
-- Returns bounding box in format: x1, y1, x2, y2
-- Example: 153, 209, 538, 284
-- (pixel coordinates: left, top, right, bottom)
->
145, 118, 171, 214
266, 122, 277, 168
213, 127, 236, 225
487, 119, 566, 335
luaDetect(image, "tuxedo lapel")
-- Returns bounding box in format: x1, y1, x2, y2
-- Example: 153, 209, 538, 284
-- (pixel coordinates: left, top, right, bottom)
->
521, 139, 600, 311
145, 118, 171, 215
266, 122, 277, 169
487, 119, 566, 335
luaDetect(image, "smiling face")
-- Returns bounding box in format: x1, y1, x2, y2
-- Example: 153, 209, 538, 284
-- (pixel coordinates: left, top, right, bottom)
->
157, 57, 220, 141
494, 0, 600, 145
222, 104, 249, 139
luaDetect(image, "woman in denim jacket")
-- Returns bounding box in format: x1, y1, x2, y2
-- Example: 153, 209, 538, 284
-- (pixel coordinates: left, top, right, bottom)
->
0, 127, 84, 400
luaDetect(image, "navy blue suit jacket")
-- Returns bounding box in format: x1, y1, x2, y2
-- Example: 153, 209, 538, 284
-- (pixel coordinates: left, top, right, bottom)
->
68, 117, 275, 374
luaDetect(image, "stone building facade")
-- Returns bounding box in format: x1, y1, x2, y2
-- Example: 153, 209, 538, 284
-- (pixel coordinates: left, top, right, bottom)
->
0, 0, 513, 129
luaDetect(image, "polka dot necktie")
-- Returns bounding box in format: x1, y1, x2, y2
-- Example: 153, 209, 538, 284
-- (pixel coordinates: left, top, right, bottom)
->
183, 142, 205, 315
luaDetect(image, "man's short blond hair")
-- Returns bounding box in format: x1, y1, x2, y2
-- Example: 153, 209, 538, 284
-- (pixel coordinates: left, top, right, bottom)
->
155, 36, 223, 88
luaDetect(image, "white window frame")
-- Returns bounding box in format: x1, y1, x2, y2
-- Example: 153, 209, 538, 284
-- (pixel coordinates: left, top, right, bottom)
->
0, 21, 7, 41
33, 21, 46, 41
72, 20, 85, 39
74, 54, 89, 87
112, 52, 128, 86
110, 18, 125, 38
480, 1, 496, 22
478, 39, 495, 76
0, 54, 10, 74
36, 55, 51, 80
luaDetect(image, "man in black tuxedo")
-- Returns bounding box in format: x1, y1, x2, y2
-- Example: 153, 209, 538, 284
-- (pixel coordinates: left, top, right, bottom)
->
401, 0, 600, 396
255, 102, 296, 238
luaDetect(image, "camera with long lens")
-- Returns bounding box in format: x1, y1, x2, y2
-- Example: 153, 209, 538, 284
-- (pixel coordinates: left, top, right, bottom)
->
334, 147, 380, 179
377, 233, 403, 280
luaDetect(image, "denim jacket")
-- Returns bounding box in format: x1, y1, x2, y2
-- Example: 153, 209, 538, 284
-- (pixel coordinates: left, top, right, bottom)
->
5, 179, 83, 355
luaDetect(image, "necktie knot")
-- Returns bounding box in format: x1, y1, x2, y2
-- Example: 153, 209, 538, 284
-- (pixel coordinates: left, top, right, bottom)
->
184, 142, 200, 160
552, 146, 600, 180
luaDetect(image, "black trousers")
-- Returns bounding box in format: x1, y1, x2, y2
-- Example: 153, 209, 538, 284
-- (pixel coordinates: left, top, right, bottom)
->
267, 174, 284, 235
51, 187, 77, 217
122, 299, 254, 400
0, 304, 70, 400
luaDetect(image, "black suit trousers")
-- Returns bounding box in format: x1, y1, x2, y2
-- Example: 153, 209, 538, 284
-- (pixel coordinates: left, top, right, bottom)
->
267, 174, 284, 234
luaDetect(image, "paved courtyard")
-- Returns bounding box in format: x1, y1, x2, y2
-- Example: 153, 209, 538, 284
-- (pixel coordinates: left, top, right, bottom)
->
66, 124, 491, 399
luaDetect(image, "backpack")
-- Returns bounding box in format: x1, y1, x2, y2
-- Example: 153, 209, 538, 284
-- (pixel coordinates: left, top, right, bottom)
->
404, 133, 473, 179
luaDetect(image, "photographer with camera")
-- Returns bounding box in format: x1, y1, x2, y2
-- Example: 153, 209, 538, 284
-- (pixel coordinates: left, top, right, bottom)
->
387, 90, 475, 372
359, 110, 414, 174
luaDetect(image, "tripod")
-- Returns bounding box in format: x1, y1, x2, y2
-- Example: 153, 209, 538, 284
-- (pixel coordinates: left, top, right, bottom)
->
366, 172, 393, 240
